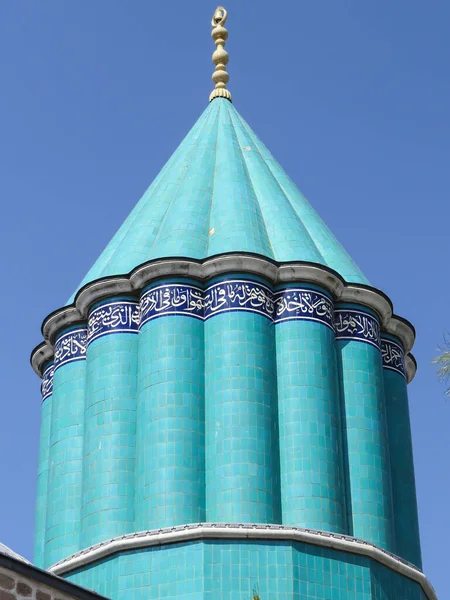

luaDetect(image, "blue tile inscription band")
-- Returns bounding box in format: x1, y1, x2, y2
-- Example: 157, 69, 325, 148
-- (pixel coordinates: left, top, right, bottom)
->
204, 280, 274, 320
88, 301, 140, 344
46, 283, 390, 375
54, 328, 87, 370
274, 288, 334, 329
334, 309, 381, 349
41, 363, 54, 402
381, 338, 406, 378
140, 281, 333, 326
140, 284, 204, 327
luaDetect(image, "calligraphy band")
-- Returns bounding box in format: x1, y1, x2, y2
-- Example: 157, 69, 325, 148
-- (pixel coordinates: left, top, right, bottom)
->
381, 338, 406, 379
274, 288, 334, 330
88, 301, 140, 345
51, 284, 389, 372
140, 281, 334, 328
140, 284, 204, 328
334, 309, 381, 349
54, 329, 88, 371
41, 363, 54, 402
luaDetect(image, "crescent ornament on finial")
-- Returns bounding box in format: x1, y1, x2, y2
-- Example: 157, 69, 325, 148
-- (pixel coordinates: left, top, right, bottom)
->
209, 6, 232, 102
212, 6, 227, 27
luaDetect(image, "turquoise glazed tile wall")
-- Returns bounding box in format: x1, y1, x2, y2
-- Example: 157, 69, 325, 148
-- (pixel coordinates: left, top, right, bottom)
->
66, 555, 118, 600
335, 306, 395, 551
205, 308, 280, 523
228, 111, 323, 264
206, 103, 273, 258
45, 342, 86, 567
69, 98, 371, 302
230, 106, 369, 284
275, 293, 347, 533
39, 281, 424, 581
69, 103, 217, 299
135, 290, 205, 530
370, 561, 427, 600
292, 543, 371, 599
34, 364, 53, 567
81, 302, 138, 547
382, 336, 422, 568
147, 106, 218, 260
64, 539, 428, 600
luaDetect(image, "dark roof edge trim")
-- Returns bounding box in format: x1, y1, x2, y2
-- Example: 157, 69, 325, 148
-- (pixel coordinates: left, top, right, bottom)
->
0, 553, 110, 600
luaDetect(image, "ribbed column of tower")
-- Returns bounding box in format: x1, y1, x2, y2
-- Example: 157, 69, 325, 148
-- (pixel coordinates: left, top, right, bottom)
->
205, 276, 280, 523
382, 335, 422, 567
34, 362, 54, 568
335, 305, 395, 551
135, 280, 206, 529
81, 298, 139, 547
275, 285, 347, 532
45, 328, 87, 567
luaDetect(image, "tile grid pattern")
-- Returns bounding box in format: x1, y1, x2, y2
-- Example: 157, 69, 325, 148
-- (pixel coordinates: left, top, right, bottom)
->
336, 306, 395, 551
276, 318, 347, 533
382, 336, 422, 568
37, 279, 418, 570
68, 98, 369, 304
205, 311, 280, 523
34, 365, 53, 567
135, 309, 206, 530
81, 321, 138, 547
64, 540, 429, 600
45, 358, 86, 567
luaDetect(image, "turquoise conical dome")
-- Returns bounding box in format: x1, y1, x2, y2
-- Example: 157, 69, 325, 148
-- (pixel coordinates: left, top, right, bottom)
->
32, 93, 425, 598
70, 98, 368, 302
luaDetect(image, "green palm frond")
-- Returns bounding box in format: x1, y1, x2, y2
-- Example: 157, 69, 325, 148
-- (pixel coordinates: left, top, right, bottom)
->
433, 345, 450, 396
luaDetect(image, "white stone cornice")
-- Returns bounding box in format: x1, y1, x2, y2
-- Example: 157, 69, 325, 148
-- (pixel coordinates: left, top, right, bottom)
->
30, 342, 54, 376
277, 263, 344, 296
384, 316, 416, 354
31, 254, 416, 379
201, 254, 278, 282
76, 277, 132, 316
406, 353, 417, 384
42, 306, 82, 344
340, 286, 393, 327
47, 523, 436, 600
131, 259, 204, 290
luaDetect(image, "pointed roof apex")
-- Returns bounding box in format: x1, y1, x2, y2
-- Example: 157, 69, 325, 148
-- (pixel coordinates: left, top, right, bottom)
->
210, 7, 232, 102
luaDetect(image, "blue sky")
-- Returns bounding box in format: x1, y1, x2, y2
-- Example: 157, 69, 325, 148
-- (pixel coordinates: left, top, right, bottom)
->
0, 1, 449, 597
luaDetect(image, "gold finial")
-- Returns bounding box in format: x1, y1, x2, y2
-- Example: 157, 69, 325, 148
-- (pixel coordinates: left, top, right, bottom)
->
209, 6, 232, 102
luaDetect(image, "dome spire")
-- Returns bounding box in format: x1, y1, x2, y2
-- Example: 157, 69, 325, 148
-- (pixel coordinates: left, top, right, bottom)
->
209, 6, 232, 102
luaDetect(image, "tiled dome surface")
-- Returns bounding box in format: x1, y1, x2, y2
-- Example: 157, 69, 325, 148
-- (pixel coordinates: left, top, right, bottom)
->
69, 98, 368, 302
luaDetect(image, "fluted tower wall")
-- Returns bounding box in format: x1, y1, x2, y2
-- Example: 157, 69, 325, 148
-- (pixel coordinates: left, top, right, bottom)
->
33, 260, 421, 573
382, 335, 422, 568
44, 328, 87, 567
135, 280, 206, 530
34, 362, 54, 567
81, 298, 139, 548
275, 285, 347, 533
205, 276, 280, 524
336, 305, 395, 551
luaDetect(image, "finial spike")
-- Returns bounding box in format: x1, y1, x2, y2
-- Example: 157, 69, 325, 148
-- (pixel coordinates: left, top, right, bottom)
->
209, 6, 232, 103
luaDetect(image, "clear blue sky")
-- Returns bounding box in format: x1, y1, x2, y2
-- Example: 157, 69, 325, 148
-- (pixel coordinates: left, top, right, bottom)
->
0, 1, 448, 597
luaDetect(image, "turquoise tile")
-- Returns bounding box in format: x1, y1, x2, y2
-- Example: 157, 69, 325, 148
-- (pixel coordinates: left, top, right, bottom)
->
382, 336, 422, 567
68, 99, 369, 304
45, 357, 86, 567
135, 291, 206, 530
81, 320, 138, 547
65, 539, 428, 600
336, 317, 395, 551
276, 314, 347, 533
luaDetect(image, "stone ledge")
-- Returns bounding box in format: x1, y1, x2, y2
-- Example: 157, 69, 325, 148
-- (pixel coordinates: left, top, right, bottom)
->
47, 523, 436, 600
31, 253, 416, 381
